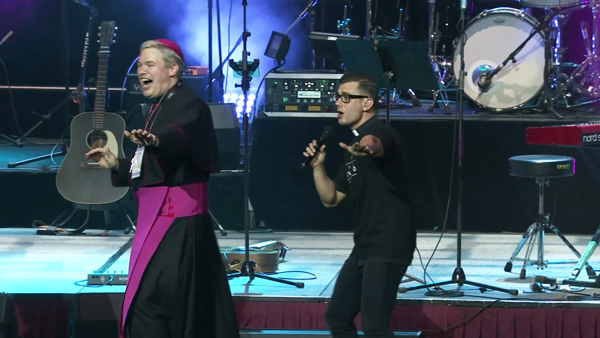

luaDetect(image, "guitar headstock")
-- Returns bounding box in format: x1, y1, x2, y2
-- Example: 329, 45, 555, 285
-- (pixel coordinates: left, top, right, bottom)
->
97, 21, 117, 50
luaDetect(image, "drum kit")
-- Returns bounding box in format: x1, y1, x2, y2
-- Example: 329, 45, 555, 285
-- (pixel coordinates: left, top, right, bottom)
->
427, 0, 600, 113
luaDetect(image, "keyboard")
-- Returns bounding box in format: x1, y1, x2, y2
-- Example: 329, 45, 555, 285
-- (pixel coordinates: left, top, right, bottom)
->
526, 122, 600, 146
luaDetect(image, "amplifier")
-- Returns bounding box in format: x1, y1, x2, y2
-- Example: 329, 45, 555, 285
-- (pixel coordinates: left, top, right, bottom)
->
263, 72, 342, 117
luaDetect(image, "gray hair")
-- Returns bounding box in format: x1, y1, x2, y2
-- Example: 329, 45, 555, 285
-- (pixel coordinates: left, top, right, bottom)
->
140, 40, 184, 80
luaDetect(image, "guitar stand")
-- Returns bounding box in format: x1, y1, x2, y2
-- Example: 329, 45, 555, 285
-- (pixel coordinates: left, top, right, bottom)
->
35, 202, 136, 236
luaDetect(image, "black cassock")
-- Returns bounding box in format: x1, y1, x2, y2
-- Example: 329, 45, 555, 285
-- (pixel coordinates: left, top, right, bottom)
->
112, 84, 239, 338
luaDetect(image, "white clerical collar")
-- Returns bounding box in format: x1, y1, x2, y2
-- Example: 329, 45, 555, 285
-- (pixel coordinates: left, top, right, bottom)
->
352, 129, 359, 136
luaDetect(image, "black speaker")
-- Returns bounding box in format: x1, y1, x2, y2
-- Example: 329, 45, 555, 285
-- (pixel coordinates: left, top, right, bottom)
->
208, 103, 241, 170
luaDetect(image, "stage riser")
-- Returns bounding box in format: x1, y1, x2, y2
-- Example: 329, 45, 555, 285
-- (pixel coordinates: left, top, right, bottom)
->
240, 330, 421, 337
7, 295, 600, 338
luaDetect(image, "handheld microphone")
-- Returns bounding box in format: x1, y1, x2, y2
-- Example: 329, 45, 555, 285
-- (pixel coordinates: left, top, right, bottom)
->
301, 125, 333, 169
0, 31, 13, 46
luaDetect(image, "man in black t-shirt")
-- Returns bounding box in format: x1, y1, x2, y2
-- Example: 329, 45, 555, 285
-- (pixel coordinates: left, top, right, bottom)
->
303, 73, 416, 337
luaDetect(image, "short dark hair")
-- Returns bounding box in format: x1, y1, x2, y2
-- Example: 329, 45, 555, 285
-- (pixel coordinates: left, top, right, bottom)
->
339, 73, 379, 100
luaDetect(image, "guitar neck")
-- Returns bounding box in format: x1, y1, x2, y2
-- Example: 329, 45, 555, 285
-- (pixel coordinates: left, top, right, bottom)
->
92, 50, 109, 130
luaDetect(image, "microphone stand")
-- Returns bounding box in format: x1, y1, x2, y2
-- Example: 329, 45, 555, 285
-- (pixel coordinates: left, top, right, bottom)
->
0, 30, 23, 147
398, 6, 519, 296
226, 0, 303, 288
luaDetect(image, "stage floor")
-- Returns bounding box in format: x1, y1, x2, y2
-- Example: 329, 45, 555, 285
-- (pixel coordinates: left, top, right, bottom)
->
2, 228, 600, 304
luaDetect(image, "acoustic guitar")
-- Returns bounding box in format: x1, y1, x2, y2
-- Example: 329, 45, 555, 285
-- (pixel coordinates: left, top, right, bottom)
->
221, 240, 288, 273
56, 21, 128, 205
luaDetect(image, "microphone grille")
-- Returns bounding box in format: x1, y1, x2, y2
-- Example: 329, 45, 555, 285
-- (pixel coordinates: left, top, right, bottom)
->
322, 125, 334, 138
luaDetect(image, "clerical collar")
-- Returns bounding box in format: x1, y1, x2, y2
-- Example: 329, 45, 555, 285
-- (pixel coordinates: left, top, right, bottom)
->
351, 115, 378, 137
153, 83, 180, 103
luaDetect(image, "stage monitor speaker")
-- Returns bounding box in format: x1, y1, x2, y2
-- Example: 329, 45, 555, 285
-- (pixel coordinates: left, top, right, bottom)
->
208, 103, 240, 170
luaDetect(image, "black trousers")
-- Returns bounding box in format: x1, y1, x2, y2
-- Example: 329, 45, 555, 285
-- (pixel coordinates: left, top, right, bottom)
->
324, 256, 408, 338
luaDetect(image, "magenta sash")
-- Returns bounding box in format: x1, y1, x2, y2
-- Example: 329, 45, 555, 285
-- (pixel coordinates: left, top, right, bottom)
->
120, 182, 209, 337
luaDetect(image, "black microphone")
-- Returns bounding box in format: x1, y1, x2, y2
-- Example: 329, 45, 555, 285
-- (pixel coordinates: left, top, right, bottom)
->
301, 125, 333, 169
535, 275, 561, 285
530, 281, 544, 292
535, 275, 600, 288
477, 72, 493, 93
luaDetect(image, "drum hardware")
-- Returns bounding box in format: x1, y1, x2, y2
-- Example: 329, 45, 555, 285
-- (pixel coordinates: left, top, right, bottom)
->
428, 58, 454, 114
366, 0, 374, 39
550, 12, 569, 76
336, 4, 352, 35
551, 1, 600, 106
428, 0, 441, 57
427, 0, 455, 114
391, 5, 405, 37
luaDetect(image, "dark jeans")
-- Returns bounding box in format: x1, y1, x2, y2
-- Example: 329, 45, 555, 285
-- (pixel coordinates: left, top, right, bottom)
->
324, 256, 408, 338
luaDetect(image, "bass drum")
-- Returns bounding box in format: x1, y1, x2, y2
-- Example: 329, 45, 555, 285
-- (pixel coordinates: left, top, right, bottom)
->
453, 7, 546, 110
521, 0, 581, 8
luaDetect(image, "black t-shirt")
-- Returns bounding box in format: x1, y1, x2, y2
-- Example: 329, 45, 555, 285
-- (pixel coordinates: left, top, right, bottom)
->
334, 116, 416, 264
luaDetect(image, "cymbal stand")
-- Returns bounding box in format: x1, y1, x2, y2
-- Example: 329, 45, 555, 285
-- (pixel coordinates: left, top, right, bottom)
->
552, 2, 600, 106
427, 0, 452, 114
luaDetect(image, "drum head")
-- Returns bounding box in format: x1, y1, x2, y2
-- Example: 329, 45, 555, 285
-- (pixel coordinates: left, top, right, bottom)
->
453, 8, 546, 110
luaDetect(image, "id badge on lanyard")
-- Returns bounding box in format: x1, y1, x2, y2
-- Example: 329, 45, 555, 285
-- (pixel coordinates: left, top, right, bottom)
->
130, 146, 145, 179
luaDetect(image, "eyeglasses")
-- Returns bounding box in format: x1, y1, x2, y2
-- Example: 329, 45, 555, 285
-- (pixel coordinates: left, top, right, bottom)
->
334, 93, 370, 103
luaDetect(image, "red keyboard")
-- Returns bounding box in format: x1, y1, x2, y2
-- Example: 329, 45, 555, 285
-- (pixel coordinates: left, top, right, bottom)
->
526, 122, 600, 146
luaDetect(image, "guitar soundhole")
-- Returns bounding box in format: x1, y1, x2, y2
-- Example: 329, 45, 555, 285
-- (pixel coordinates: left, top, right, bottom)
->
87, 130, 108, 149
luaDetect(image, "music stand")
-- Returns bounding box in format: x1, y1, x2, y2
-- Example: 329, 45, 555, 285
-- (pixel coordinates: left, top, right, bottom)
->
308, 31, 360, 70
335, 39, 438, 124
